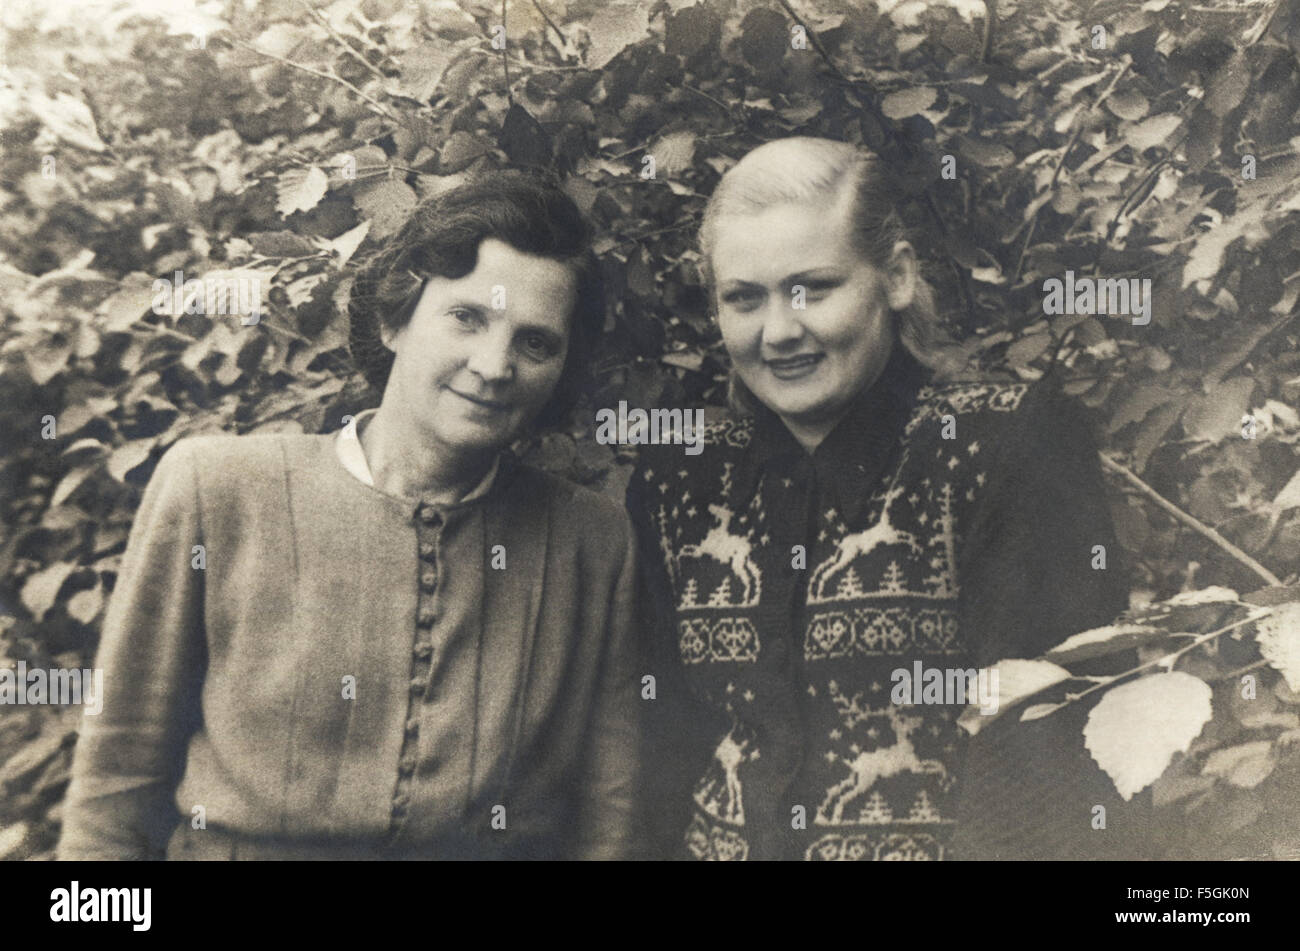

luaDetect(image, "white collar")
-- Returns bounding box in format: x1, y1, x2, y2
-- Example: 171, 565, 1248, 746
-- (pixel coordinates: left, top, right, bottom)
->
335, 408, 500, 504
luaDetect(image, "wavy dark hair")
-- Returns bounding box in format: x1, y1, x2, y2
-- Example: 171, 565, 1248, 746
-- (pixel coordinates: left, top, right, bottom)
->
347, 168, 605, 430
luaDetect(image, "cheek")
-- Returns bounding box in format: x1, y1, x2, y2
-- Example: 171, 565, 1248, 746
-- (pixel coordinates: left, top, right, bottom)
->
522, 360, 566, 403
716, 314, 759, 363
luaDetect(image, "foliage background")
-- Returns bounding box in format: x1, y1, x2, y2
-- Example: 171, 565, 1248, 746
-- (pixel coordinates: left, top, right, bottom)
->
2, 0, 1300, 860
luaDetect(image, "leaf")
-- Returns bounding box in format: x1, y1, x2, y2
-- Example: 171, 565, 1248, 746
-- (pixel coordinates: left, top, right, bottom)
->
1164, 586, 1240, 606
0, 824, 29, 862
1202, 740, 1276, 789
32, 91, 106, 152
882, 86, 937, 119
648, 131, 696, 178
661, 351, 704, 371
1152, 773, 1215, 808
397, 41, 453, 101
1272, 470, 1300, 519
20, 562, 76, 621
1020, 702, 1067, 722
1058, 70, 1108, 98
1105, 88, 1149, 121
106, 439, 156, 483
583, 2, 651, 69
66, 584, 103, 625
1206, 52, 1250, 118
1181, 204, 1266, 288
957, 136, 1015, 168
328, 220, 370, 267
957, 658, 1072, 736
1006, 333, 1051, 367
500, 103, 551, 167
1083, 672, 1214, 801
1181, 377, 1255, 444
739, 7, 787, 66
286, 272, 330, 310
1256, 602, 1300, 692
1124, 112, 1182, 151
97, 274, 158, 333
1046, 623, 1167, 665
275, 166, 329, 218
49, 464, 100, 509
353, 179, 416, 239
24, 333, 73, 386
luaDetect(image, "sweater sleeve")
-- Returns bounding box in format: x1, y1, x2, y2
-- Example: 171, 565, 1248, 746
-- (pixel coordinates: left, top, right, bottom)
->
951, 383, 1155, 859
570, 506, 644, 860
58, 439, 208, 861
624, 452, 720, 860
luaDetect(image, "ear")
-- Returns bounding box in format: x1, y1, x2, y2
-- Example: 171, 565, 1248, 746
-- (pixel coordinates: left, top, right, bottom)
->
884, 241, 918, 312
378, 318, 398, 351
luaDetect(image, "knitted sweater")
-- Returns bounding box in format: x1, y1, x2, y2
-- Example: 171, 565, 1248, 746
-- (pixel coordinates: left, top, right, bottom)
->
628, 350, 1152, 861
58, 431, 641, 860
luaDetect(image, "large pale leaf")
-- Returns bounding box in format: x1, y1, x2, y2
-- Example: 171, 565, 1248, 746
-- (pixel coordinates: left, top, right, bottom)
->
276, 166, 330, 218
1083, 672, 1213, 801
1046, 623, 1166, 665
1256, 602, 1300, 692
957, 658, 1072, 736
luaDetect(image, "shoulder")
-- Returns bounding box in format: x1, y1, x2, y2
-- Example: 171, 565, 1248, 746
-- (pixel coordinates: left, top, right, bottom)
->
904, 378, 1087, 442
627, 412, 753, 493
155, 432, 329, 503
510, 464, 635, 551
906, 379, 1033, 430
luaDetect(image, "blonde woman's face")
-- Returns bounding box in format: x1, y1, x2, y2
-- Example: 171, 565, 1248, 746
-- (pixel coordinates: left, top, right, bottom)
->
710, 188, 916, 446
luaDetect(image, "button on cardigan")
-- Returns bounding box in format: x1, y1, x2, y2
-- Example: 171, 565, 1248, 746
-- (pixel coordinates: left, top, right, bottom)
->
58, 427, 642, 860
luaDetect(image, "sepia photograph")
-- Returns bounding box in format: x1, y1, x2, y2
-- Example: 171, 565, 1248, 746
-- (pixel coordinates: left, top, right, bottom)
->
0, 0, 1298, 909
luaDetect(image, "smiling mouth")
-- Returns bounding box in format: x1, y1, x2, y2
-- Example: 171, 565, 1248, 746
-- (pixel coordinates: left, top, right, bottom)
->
765, 353, 824, 378
450, 388, 509, 411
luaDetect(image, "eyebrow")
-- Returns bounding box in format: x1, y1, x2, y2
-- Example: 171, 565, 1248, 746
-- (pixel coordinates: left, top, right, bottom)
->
720, 269, 843, 290
444, 295, 568, 339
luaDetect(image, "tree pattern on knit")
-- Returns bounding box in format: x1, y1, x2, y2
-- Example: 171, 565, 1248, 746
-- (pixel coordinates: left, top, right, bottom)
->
641, 382, 1032, 861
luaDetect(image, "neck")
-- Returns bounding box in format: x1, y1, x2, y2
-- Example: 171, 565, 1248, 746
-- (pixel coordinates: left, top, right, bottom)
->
360, 403, 496, 503
780, 413, 845, 454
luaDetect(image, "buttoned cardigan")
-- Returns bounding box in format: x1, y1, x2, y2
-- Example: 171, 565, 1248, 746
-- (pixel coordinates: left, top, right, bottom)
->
58, 428, 642, 860
629, 349, 1154, 861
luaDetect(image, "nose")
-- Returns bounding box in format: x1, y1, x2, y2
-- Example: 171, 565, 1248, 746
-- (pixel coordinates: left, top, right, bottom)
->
759, 297, 805, 350
466, 331, 516, 385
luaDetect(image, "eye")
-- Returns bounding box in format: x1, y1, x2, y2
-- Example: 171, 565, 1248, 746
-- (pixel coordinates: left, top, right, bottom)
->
802, 279, 840, 301
520, 332, 560, 360
721, 288, 763, 311
449, 307, 482, 327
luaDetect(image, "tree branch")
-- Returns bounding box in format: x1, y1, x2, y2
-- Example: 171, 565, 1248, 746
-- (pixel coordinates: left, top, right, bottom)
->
233, 39, 398, 121
1100, 453, 1283, 586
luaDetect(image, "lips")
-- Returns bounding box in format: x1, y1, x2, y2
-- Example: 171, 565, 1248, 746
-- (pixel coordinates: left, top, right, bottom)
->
449, 388, 508, 412
765, 353, 824, 379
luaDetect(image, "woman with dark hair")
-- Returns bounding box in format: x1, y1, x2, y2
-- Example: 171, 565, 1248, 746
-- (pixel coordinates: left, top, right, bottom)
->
629, 137, 1152, 861
59, 169, 641, 861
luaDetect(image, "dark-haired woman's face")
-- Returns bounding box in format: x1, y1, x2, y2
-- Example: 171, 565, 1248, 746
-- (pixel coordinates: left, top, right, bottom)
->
380, 238, 576, 457
711, 188, 915, 447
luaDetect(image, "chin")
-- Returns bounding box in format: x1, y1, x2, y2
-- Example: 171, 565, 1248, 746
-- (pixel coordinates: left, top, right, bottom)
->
435, 424, 512, 454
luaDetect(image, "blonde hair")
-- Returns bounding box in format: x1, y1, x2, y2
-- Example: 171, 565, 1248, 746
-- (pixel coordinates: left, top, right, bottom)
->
699, 137, 969, 412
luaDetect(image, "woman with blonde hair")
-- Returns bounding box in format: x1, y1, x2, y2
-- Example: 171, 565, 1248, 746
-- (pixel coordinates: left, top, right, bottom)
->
629, 136, 1150, 861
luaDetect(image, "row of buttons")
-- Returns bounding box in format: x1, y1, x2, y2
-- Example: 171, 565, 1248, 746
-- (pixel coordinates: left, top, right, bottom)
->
385, 504, 445, 840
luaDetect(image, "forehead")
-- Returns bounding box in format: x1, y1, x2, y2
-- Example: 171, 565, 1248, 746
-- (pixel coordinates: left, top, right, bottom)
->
710, 188, 863, 282
419, 237, 577, 328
